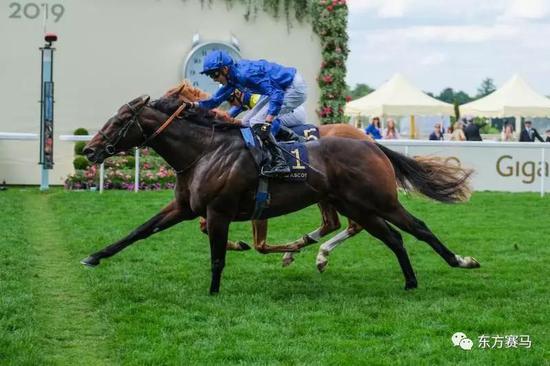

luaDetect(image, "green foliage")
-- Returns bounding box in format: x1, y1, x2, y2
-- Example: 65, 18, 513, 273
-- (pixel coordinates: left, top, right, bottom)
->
125, 156, 136, 168
347, 83, 373, 100
477, 77, 496, 98
435, 88, 473, 120
73, 128, 89, 135
311, 0, 349, 124
74, 141, 86, 156
72, 155, 90, 170
65, 148, 176, 190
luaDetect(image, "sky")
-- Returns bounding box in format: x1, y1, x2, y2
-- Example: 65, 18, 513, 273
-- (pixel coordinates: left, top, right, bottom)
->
346, 0, 550, 96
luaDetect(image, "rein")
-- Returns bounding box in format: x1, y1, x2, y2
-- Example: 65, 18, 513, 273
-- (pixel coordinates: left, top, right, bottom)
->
138, 103, 187, 148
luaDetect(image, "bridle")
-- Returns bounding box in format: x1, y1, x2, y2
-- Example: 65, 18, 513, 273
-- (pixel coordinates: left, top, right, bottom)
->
98, 102, 146, 155
98, 100, 214, 175
98, 101, 186, 155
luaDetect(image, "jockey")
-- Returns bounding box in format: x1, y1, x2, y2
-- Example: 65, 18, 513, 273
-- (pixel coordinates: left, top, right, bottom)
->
191, 50, 307, 177
227, 89, 305, 142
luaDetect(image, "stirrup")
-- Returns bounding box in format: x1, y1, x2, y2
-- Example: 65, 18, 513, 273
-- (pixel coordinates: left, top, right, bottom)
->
261, 165, 290, 177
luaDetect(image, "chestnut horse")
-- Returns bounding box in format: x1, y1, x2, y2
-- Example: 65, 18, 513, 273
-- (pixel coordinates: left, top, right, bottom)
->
166, 81, 370, 269
81, 95, 479, 294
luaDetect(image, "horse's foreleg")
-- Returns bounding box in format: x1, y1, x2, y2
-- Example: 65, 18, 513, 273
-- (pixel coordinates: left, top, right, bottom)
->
315, 219, 363, 272
198, 216, 251, 251
81, 200, 195, 267
282, 202, 342, 267
206, 208, 230, 294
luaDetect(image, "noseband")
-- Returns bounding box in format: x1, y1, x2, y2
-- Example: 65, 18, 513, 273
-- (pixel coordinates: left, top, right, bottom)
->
98, 103, 145, 155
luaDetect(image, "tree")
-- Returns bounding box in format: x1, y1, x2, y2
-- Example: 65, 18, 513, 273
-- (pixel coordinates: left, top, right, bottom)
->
477, 78, 496, 98
435, 88, 473, 121
347, 83, 374, 100
437, 87, 455, 103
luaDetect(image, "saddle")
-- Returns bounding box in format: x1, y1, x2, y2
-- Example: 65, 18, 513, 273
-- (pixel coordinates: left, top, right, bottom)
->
240, 126, 312, 182
240, 125, 315, 219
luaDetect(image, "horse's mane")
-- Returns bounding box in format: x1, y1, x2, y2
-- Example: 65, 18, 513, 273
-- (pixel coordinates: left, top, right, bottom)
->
151, 96, 242, 131
163, 80, 238, 125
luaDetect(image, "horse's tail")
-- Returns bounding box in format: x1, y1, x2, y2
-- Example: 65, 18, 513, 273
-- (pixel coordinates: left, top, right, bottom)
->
375, 143, 473, 203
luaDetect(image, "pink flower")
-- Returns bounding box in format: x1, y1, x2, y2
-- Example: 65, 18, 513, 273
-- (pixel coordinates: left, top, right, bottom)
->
322, 74, 333, 84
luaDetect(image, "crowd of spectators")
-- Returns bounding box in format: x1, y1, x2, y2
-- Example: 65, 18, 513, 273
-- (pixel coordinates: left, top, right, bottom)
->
362, 116, 550, 143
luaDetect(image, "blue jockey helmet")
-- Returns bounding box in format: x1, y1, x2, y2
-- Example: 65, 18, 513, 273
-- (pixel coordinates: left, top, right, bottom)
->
200, 50, 234, 74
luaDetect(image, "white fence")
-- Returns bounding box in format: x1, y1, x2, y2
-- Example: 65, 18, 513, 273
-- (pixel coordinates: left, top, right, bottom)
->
3, 133, 550, 196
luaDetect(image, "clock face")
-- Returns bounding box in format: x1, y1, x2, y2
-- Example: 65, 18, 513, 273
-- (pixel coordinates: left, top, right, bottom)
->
182, 42, 241, 96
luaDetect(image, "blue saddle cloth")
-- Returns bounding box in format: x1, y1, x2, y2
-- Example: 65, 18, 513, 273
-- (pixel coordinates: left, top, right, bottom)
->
240, 128, 310, 182
278, 141, 309, 181
290, 124, 320, 141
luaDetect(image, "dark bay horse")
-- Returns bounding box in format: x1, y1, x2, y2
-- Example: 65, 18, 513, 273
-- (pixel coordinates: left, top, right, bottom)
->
82, 95, 479, 294
165, 81, 371, 267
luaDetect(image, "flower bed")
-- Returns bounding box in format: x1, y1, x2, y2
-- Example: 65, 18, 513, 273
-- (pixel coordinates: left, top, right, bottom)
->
64, 148, 177, 191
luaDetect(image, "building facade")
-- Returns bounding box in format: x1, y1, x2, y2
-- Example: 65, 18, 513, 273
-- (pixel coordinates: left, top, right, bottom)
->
0, 0, 322, 184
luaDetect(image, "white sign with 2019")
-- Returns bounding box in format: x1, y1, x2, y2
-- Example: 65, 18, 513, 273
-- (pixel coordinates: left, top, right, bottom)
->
8, 2, 64, 22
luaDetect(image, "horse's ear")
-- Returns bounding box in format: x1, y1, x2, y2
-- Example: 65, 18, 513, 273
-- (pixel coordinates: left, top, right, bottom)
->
139, 95, 151, 105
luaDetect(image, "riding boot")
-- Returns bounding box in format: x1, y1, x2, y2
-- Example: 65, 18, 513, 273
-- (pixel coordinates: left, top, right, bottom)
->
276, 126, 306, 142
252, 124, 291, 177
263, 133, 291, 176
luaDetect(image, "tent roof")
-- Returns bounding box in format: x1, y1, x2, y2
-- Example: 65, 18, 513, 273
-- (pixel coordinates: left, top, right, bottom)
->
345, 73, 454, 117
460, 74, 550, 117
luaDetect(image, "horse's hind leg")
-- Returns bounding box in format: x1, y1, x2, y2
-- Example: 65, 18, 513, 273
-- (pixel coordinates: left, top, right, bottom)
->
81, 200, 195, 266
384, 204, 480, 269
315, 219, 362, 272
353, 215, 418, 290
282, 202, 342, 266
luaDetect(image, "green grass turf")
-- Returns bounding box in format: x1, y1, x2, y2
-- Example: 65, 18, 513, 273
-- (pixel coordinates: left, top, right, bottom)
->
0, 189, 548, 365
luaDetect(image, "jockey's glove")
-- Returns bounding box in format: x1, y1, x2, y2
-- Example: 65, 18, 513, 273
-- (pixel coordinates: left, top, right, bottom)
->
186, 101, 198, 110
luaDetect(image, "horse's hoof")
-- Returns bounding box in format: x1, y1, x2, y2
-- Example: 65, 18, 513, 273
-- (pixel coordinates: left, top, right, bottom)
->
456, 255, 481, 269
282, 253, 294, 267
316, 251, 329, 273
405, 280, 418, 290
316, 260, 328, 273
80, 256, 99, 267
237, 241, 251, 251
464, 256, 480, 268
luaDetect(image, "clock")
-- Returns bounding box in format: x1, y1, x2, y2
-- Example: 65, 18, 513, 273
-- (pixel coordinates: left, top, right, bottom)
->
182, 41, 241, 96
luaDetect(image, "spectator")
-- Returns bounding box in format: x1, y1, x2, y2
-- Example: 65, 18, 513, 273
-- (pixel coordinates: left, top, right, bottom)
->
519, 120, 544, 142
382, 118, 400, 139
500, 123, 516, 141
464, 119, 485, 141
450, 122, 466, 141
429, 122, 444, 140
365, 116, 382, 140
545, 129, 550, 142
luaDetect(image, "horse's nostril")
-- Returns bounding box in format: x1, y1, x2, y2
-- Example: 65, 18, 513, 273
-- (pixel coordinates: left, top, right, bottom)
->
82, 147, 93, 155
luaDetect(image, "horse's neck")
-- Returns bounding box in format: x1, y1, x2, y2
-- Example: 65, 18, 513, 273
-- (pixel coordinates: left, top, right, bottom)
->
149, 120, 236, 174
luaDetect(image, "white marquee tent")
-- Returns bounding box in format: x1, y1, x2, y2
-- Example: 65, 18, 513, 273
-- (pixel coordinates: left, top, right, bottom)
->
345, 73, 454, 137
460, 74, 550, 131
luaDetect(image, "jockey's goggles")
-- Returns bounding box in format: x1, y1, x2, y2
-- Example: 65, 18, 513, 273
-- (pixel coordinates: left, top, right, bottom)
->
205, 70, 221, 79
